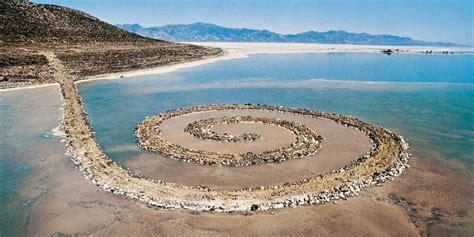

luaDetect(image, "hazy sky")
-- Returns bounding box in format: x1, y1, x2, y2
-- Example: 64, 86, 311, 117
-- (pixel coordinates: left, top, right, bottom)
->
35, 0, 473, 45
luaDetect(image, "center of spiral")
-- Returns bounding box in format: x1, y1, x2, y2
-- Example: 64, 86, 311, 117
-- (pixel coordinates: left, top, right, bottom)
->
185, 116, 263, 142
135, 106, 326, 166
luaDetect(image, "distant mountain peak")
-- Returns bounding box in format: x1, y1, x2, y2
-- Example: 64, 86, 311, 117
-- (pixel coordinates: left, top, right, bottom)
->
116, 22, 458, 46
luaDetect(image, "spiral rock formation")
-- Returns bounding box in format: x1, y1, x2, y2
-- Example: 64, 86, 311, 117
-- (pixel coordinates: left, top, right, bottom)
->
137, 112, 324, 166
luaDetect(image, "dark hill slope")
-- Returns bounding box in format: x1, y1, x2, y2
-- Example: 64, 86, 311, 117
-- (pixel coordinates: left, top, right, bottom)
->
0, 2, 158, 44
0, 2, 222, 89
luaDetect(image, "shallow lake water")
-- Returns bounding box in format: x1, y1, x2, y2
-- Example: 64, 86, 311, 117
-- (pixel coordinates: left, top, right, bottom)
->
77, 52, 474, 168
0, 86, 65, 236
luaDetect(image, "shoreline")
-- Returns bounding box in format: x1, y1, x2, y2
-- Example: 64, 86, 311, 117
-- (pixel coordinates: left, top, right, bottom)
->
3, 42, 473, 92
189, 42, 474, 52
75, 50, 234, 84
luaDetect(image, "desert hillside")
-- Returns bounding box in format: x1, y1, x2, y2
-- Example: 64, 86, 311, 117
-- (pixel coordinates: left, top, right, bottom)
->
0, 2, 222, 89
0, 2, 159, 44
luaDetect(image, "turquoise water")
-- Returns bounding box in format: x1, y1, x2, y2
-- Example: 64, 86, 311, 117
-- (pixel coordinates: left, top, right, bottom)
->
78, 53, 474, 167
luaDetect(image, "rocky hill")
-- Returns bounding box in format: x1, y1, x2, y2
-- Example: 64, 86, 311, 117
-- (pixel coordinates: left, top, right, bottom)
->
117, 22, 458, 46
0, 2, 159, 44
0, 2, 222, 89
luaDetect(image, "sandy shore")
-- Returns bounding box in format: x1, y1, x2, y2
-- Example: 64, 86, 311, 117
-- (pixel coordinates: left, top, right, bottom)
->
0, 83, 60, 92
